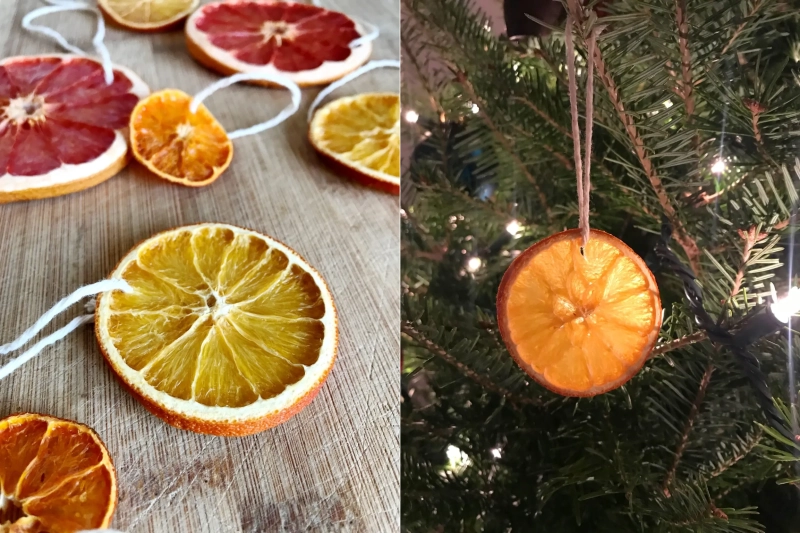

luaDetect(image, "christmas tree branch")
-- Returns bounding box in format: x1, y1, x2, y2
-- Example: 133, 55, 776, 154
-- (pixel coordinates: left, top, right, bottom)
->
509, 96, 572, 139
662, 361, 715, 496
652, 331, 708, 356
705, 428, 763, 481
675, 0, 695, 118
729, 227, 761, 299
457, 72, 553, 222
720, 0, 764, 56
592, 44, 702, 274
401, 322, 541, 408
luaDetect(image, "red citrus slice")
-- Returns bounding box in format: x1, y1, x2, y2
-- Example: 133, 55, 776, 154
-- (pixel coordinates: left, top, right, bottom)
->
0, 54, 149, 203
185, 0, 372, 87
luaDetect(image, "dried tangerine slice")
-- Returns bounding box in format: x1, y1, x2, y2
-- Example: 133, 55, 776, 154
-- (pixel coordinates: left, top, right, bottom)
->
0, 413, 117, 531
0, 54, 149, 203
185, 0, 372, 87
99, 0, 199, 32
309, 93, 400, 194
129, 89, 233, 187
95, 223, 338, 436
497, 229, 662, 397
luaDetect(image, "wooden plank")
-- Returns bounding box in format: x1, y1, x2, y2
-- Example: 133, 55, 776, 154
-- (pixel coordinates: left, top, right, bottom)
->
0, 1, 399, 531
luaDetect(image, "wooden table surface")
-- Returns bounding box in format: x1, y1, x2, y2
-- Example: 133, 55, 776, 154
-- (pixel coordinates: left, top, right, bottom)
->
0, 1, 399, 531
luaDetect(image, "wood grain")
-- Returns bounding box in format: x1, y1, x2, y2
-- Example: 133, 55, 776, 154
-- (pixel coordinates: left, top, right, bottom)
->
0, 1, 399, 531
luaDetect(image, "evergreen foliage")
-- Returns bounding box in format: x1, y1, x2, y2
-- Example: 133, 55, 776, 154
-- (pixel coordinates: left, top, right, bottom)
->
401, 0, 800, 530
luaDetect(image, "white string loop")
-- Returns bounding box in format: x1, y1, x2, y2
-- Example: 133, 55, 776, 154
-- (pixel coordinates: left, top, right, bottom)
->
22, 0, 114, 85
0, 279, 132, 381
190, 71, 302, 140
307, 59, 400, 123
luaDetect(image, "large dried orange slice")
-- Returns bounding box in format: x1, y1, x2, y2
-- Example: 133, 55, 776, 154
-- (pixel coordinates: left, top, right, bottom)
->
129, 89, 233, 187
185, 0, 372, 87
309, 93, 400, 194
95, 223, 338, 436
0, 413, 117, 531
497, 229, 662, 397
99, 0, 199, 32
0, 54, 149, 203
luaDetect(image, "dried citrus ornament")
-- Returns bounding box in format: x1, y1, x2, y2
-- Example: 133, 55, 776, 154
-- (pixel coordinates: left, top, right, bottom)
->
0, 413, 117, 531
95, 223, 338, 436
98, 0, 199, 32
497, 229, 661, 396
129, 72, 300, 187
185, 0, 375, 87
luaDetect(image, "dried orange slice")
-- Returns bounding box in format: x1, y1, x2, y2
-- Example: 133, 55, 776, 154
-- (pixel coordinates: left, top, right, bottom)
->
185, 0, 372, 87
99, 0, 199, 32
129, 89, 233, 187
0, 54, 149, 203
95, 223, 338, 436
309, 93, 400, 194
0, 413, 117, 531
497, 229, 662, 397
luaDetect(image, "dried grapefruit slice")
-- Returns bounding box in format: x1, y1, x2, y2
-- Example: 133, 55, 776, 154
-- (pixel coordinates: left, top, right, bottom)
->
99, 0, 199, 32
497, 229, 662, 397
0, 413, 117, 531
129, 89, 233, 187
185, 0, 372, 87
0, 54, 149, 203
309, 93, 400, 194
95, 223, 338, 436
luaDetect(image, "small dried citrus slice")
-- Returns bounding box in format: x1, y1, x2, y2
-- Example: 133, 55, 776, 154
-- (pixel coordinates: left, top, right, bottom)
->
99, 0, 199, 32
185, 0, 372, 87
129, 89, 233, 187
309, 93, 400, 194
497, 229, 662, 397
0, 413, 117, 531
95, 223, 338, 436
0, 54, 149, 203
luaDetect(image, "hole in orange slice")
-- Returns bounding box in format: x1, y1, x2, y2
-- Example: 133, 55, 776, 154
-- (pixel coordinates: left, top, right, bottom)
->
129, 89, 233, 187
94, 223, 338, 436
496, 229, 662, 397
0, 413, 117, 531
309, 93, 400, 194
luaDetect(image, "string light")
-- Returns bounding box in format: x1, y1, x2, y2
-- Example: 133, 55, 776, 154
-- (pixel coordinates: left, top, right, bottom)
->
711, 159, 726, 174
505, 219, 521, 237
471, 103, 480, 114
490, 447, 502, 459
663, 99, 673, 109
769, 283, 800, 323
466, 256, 482, 273
445, 445, 471, 473
404, 110, 419, 123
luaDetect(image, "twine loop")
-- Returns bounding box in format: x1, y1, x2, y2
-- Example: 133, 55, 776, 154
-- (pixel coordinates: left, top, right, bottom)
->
22, 0, 114, 85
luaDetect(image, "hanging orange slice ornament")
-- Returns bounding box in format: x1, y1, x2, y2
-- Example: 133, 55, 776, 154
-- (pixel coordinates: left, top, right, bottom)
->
94, 223, 338, 436
496, 229, 662, 397
185, 0, 373, 87
0, 54, 149, 202
98, 0, 199, 32
129, 72, 300, 186
0, 413, 117, 531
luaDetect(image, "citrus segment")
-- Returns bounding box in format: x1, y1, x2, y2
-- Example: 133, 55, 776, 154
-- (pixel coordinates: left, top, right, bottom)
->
99, 0, 199, 31
309, 93, 400, 194
129, 89, 233, 187
0, 55, 149, 202
497, 229, 661, 397
95, 223, 338, 436
0, 413, 117, 531
185, 0, 372, 86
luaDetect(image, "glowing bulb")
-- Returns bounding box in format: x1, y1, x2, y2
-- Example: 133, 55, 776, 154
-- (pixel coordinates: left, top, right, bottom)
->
471, 103, 480, 114
466, 256, 482, 273
445, 445, 471, 470
490, 447, 502, 459
404, 110, 419, 123
663, 99, 673, 108
769, 283, 800, 323
711, 159, 726, 174
506, 219, 521, 236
